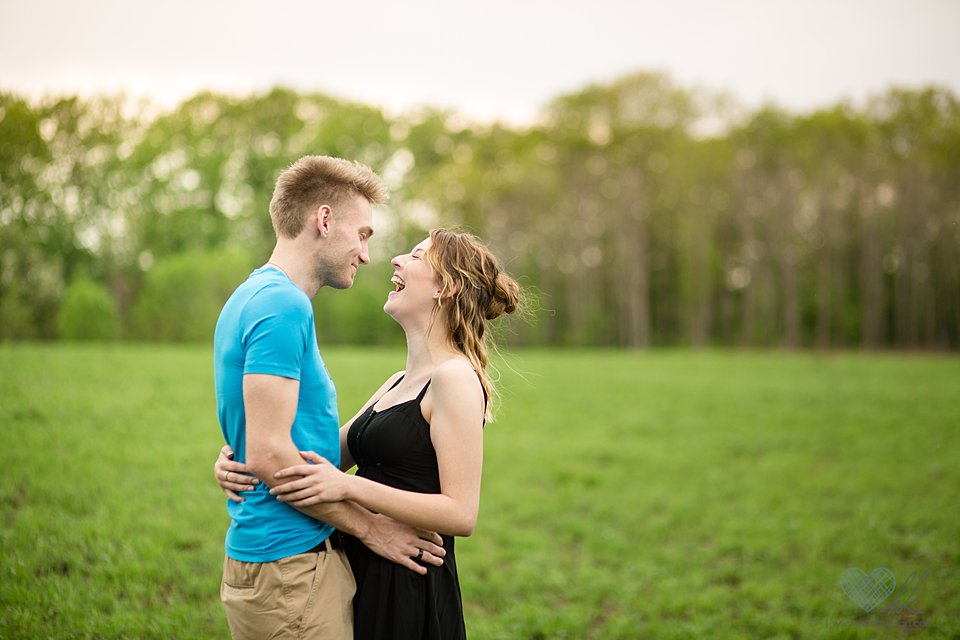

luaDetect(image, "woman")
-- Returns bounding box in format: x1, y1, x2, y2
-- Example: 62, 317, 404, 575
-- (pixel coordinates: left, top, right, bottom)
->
215, 228, 520, 639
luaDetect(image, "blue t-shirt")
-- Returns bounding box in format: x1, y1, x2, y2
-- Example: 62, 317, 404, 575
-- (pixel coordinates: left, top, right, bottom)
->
213, 265, 340, 562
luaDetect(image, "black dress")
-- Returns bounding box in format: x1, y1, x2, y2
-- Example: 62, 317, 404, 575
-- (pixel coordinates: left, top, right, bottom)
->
345, 378, 467, 640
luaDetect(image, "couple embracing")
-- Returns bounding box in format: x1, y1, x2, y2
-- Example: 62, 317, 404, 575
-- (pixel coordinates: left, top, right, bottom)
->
211, 156, 520, 639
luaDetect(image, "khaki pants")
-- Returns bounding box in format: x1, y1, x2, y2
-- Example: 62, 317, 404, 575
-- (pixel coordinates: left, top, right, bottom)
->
221, 542, 355, 640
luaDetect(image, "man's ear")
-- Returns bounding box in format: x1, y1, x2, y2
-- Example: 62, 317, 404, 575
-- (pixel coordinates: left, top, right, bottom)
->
316, 205, 332, 237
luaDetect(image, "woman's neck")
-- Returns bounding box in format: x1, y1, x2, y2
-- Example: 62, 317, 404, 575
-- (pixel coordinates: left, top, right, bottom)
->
402, 322, 459, 378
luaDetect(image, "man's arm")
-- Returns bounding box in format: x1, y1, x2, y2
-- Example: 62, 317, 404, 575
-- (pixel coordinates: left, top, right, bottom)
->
270, 360, 485, 536
243, 373, 444, 573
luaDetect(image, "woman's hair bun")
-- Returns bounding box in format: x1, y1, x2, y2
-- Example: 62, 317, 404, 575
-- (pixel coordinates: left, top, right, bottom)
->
485, 271, 521, 320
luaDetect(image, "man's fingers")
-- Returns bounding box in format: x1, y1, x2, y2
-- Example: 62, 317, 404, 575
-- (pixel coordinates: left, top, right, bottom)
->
225, 489, 244, 503
418, 550, 444, 568
419, 530, 444, 547
417, 537, 446, 559
220, 444, 234, 459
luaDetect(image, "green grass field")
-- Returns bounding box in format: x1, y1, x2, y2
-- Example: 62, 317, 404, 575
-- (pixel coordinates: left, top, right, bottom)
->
1, 344, 958, 639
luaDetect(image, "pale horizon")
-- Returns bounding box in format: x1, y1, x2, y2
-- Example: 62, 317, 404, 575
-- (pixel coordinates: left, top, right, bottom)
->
2, 0, 959, 124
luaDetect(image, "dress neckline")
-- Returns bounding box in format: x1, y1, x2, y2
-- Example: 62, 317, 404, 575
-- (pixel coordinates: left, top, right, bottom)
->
369, 376, 431, 414
369, 396, 419, 416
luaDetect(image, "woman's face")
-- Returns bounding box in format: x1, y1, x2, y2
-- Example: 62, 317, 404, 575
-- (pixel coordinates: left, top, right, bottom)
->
384, 237, 440, 321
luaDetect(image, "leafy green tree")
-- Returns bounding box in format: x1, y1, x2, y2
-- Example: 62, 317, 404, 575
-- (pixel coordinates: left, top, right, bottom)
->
2, 79, 959, 348
131, 249, 256, 341
58, 276, 119, 340
314, 261, 404, 346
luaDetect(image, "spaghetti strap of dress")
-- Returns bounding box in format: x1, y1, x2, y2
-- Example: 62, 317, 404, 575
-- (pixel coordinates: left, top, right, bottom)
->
414, 371, 488, 422
415, 379, 432, 402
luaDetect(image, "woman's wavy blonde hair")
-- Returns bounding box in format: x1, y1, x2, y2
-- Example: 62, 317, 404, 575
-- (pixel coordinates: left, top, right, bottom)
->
424, 229, 521, 421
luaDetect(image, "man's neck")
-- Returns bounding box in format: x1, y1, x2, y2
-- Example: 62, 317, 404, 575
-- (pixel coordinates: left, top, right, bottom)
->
266, 244, 319, 298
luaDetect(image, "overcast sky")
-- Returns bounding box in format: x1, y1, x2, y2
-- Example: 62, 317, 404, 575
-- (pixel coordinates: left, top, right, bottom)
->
2, 0, 958, 124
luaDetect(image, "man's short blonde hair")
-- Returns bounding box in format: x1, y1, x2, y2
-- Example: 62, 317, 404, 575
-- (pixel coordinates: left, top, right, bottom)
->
268, 156, 388, 238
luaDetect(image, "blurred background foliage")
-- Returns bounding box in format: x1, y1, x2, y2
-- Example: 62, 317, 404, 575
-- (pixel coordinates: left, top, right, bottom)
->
1, 72, 958, 348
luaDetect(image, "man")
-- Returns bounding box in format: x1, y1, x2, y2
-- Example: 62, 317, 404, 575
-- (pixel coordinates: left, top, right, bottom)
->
213, 156, 445, 639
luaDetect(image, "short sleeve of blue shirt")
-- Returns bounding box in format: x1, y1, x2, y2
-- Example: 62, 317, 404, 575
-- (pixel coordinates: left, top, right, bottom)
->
241, 284, 311, 380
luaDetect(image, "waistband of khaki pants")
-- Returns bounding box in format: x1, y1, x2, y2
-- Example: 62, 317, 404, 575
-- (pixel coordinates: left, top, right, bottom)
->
306, 530, 345, 553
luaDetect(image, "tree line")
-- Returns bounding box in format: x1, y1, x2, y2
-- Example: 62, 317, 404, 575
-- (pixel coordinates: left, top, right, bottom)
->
1, 73, 958, 348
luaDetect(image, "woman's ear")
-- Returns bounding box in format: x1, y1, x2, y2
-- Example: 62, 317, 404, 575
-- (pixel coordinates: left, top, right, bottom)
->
437, 284, 459, 300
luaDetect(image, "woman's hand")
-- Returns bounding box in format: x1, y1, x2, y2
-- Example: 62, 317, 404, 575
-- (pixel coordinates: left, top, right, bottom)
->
270, 451, 353, 506
215, 445, 260, 502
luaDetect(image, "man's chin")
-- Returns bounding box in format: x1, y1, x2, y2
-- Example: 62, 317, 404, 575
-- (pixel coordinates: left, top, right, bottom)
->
328, 274, 355, 290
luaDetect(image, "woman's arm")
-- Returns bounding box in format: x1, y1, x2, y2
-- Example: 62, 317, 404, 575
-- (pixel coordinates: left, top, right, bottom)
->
214, 370, 405, 497
212, 443, 446, 573
272, 359, 485, 537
